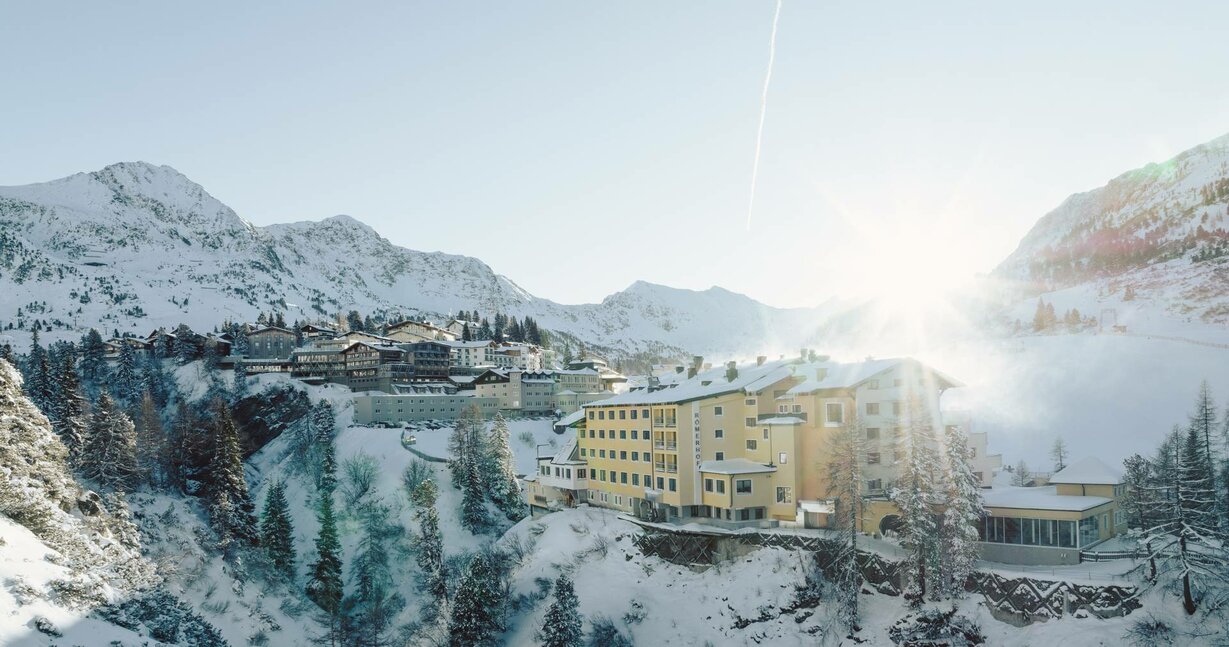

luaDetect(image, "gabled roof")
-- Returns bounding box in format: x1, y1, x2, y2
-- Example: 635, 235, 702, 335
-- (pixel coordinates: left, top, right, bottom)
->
250, 325, 295, 335
583, 358, 800, 407
785, 357, 962, 395
1049, 457, 1123, 485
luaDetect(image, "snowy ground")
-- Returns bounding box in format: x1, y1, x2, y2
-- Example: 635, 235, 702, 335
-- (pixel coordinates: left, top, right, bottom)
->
387, 415, 565, 474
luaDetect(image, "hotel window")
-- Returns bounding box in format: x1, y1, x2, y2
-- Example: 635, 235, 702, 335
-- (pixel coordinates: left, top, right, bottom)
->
599, 411, 605, 420
704, 478, 714, 492
776, 487, 793, 503
599, 450, 606, 458
792, 404, 802, 413
865, 403, 880, 415
714, 406, 723, 416
715, 451, 725, 461
867, 379, 880, 389
599, 430, 605, 439
588, 430, 595, 438
736, 479, 752, 495
620, 430, 627, 439
619, 410, 626, 419
715, 428, 724, 439
745, 398, 756, 405
632, 473, 640, 486
615, 495, 622, 506
867, 452, 881, 464
642, 408, 650, 418
826, 403, 843, 425
867, 479, 882, 491
644, 454, 651, 463
746, 439, 758, 450
631, 430, 638, 440
632, 451, 639, 461
866, 427, 880, 440
669, 478, 677, 492
578, 469, 586, 479
716, 480, 726, 494
656, 477, 664, 490
778, 452, 788, 464
621, 472, 628, 484
745, 417, 757, 427
600, 470, 606, 481
620, 451, 627, 460
762, 428, 769, 439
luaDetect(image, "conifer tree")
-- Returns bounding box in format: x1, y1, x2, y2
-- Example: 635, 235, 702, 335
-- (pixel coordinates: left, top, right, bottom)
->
537, 574, 583, 647
460, 448, 490, 533
344, 504, 405, 647
134, 390, 167, 488
448, 405, 486, 488
260, 479, 296, 579
826, 416, 864, 632
939, 424, 984, 599
890, 394, 941, 605
207, 400, 257, 551
52, 351, 90, 463
449, 552, 501, 646
113, 342, 141, 406
307, 491, 345, 645
1121, 453, 1155, 529
233, 359, 249, 402
79, 392, 139, 492
80, 328, 107, 385
22, 328, 53, 415
485, 413, 523, 519
412, 480, 449, 610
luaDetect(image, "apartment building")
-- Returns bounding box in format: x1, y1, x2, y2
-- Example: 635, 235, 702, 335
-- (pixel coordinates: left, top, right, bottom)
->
353, 388, 500, 424
473, 368, 614, 414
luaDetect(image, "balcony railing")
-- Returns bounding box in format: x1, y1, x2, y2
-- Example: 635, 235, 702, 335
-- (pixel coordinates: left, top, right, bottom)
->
653, 441, 679, 451
759, 412, 807, 422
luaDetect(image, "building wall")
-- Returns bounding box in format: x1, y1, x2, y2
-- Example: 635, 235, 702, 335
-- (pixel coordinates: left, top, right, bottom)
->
247, 329, 296, 359
353, 394, 500, 423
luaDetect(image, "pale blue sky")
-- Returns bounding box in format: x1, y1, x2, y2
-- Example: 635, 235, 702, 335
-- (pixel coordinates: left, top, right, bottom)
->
2, 1, 1227, 307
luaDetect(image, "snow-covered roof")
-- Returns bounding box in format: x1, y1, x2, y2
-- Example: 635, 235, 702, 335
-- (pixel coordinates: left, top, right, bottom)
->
437, 340, 493, 349
785, 358, 962, 395
250, 326, 294, 335
583, 359, 799, 407
554, 410, 586, 429
549, 436, 585, 465
1048, 457, 1123, 485
982, 485, 1112, 512
760, 416, 805, 425
698, 459, 777, 475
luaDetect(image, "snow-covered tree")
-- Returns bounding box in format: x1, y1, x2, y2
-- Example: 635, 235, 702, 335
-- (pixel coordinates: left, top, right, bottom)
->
79, 392, 140, 492
1050, 436, 1068, 473
939, 424, 985, 599
112, 342, 141, 406
411, 479, 449, 612
307, 491, 345, 645
1011, 460, 1031, 487
484, 413, 523, 520
0, 358, 76, 534
260, 479, 295, 579
343, 503, 405, 647
52, 350, 90, 463
449, 551, 502, 646
538, 574, 583, 647
448, 405, 486, 488
79, 328, 108, 385
207, 400, 257, 551
890, 394, 941, 605
825, 416, 864, 632
1141, 422, 1225, 614
21, 328, 53, 415
232, 359, 249, 402
460, 448, 490, 533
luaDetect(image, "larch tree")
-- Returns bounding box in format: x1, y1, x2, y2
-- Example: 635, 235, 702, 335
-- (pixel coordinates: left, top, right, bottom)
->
1011, 460, 1032, 487
260, 479, 296, 580
537, 573, 583, 647
79, 392, 139, 492
940, 424, 985, 599
825, 415, 865, 632
1050, 437, 1068, 473
448, 405, 486, 488
134, 390, 167, 488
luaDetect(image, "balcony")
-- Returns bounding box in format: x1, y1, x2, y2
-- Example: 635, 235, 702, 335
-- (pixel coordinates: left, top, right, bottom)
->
759, 412, 807, 422
653, 463, 678, 474
653, 441, 678, 451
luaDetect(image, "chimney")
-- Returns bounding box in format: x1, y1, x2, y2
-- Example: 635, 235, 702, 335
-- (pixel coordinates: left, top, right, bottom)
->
756, 355, 766, 367
725, 361, 738, 382
675, 365, 685, 374
687, 366, 697, 379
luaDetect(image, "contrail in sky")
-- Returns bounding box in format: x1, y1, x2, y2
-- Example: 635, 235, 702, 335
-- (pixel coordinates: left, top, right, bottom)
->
745, 0, 783, 230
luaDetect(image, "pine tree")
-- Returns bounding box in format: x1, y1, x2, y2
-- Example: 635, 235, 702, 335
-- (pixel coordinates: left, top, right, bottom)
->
307, 492, 345, 645
462, 324, 473, 341
113, 342, 141, 406
260, 479, 296, 579
344, 504, 405, 647
412, 480, 449, 611
1121, 454, 1155, 529
484, 413, 524, 520
825, 416, 864, 632
448, 552, 501, 647
448, 405, 486, 488
22, 328, 53, 415
1032, 299, 1048, 332
537, 574, 583, 647
52, 351, 89, 463
939, 424, 984, 599
890, 394, 941, 605
79, 392, 140, 492
232, 359, 249, 402
80, 328, 108, 385
207, 400, 257, 551
134, 390, 166, 488
1050, 437, 1068, 472
460, 447, 490, 533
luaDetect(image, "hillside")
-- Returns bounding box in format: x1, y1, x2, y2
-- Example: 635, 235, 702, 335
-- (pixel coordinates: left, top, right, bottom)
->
0, 162, 827, 357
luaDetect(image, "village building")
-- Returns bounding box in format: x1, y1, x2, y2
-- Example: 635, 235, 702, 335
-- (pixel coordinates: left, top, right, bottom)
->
246, 326, 297, 359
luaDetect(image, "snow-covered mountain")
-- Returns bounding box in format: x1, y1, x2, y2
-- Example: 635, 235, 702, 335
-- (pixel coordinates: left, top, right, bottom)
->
994, 132, 1229, 323
0, 162, 827, 357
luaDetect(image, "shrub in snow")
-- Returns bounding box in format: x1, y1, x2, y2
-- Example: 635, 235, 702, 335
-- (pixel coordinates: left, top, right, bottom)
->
32, 615, 61, 637
402, 457, 433, 496
94, 589, 228, 647
887, 607, 984, 647
1125, 615, 1175, 646
586, 616, 633, 647
340, 453, 380, 510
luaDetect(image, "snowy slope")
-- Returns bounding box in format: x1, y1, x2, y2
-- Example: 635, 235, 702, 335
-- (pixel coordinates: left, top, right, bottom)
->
0, 162, 829, 357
